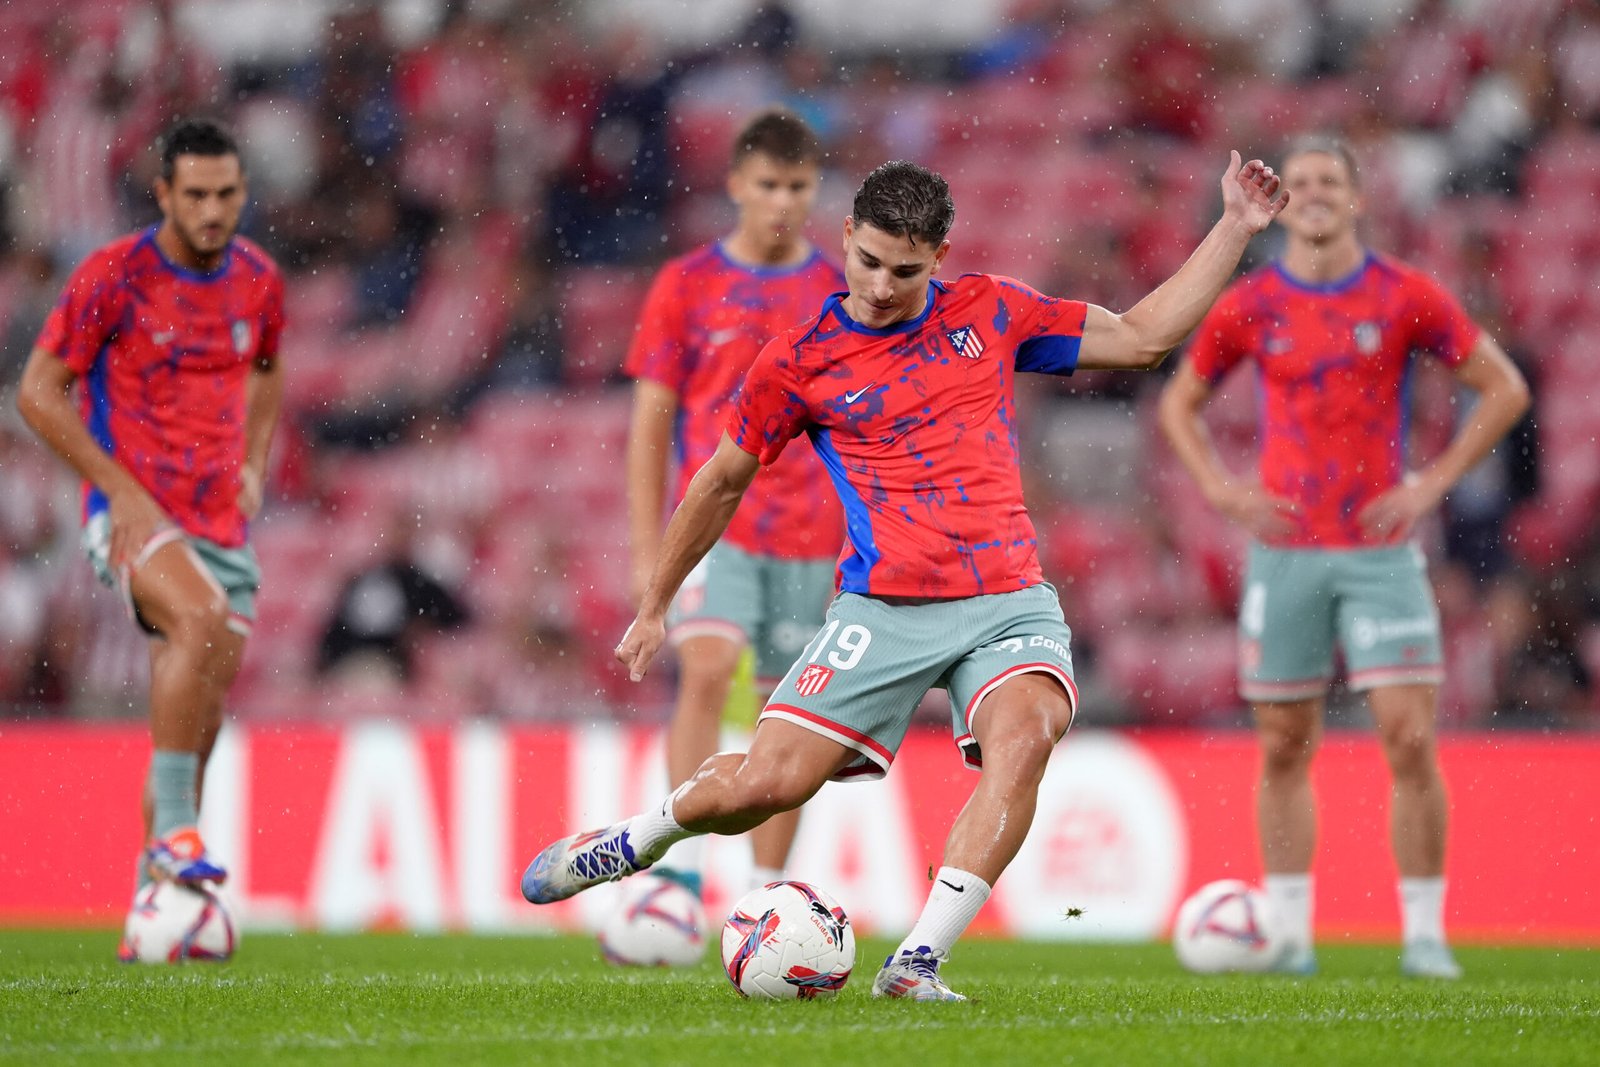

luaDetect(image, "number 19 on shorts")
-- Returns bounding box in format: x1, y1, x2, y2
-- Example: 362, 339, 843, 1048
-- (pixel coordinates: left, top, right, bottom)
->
793, 621, 872, 697
808, 620, 872, 669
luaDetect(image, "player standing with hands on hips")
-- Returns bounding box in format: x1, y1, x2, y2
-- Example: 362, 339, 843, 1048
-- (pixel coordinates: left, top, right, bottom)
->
16, 118, 284, 959
524, 151, 1286, 1000
1157, 136, 1529, 979
623, 109, 844, 904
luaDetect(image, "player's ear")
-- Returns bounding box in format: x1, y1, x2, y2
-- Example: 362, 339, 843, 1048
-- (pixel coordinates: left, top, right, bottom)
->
842, 216, 854, 253
931, 239, 951, 274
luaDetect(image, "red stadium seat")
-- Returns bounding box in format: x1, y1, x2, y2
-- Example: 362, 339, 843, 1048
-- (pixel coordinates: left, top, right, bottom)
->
560, 268, 649, 383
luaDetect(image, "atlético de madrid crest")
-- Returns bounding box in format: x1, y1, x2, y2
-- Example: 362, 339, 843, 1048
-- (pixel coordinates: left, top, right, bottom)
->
946, 325, 984, 359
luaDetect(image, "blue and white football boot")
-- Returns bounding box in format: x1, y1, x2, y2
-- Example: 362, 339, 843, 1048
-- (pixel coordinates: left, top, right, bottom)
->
521, 822, 650, 904
870, 946, 967, 1002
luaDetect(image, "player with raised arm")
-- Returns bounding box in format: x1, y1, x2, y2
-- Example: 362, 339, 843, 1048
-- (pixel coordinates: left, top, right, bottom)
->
624, 108, 844, 903
523, 151, 1285, 1000
1156, 137, 1529, 979
15, 117, 285, 959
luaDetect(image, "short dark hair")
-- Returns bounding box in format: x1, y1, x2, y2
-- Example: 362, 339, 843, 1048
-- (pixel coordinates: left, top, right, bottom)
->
1282, 133, 1359, 185
158, 117, 241, 182
731, 108, 821, 167
851, 161, 954, 247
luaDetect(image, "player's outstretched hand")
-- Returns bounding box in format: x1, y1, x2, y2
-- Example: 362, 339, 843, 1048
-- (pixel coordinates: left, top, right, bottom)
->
615, 615, 667, 682
1220, 151, 1288, 234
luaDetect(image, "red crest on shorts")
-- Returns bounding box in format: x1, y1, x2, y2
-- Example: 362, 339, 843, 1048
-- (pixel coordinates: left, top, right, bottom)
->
795, 664, 834, 697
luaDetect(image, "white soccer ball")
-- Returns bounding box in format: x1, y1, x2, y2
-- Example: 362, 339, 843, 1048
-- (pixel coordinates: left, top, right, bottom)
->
1172, 878, 1284, 974
122, 881, 239, 964
720, 880, 855, 999
597, 874, 708, 967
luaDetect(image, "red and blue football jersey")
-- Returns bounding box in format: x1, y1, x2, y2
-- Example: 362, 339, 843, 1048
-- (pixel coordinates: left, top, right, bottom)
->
730, 273, 1087, 598
1187, 252, 1479, 548
625, 243, 845, 560
37, 227, 286, 548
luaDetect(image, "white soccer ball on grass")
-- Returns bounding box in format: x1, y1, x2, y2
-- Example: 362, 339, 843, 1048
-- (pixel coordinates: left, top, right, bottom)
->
1172, 878, 1284, 974
597, 873, 708, 967
122, 880, 239, 964
720, 880, 855, 999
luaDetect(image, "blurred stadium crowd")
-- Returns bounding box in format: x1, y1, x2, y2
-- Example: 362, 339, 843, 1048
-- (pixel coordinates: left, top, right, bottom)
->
1, 0, 1596, 730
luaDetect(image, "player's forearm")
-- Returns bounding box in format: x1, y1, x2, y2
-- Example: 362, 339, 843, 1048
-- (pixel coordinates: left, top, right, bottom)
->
16, 354, 147, 503
626, 440, 670, 567
1418, 377, 1532, 502
637, 463, 749, 618
1158, 399, 1235, 506
626, 382, 678, 569
243, 358, 283, 475
1121, 217, 1255, 364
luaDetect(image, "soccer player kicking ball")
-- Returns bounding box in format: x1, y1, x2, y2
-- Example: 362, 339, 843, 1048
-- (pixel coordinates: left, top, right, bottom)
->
623, 109, 844, 903
1157, 136, 1529, 980
16, 118, 284, 957
524, 152, 1286, 1000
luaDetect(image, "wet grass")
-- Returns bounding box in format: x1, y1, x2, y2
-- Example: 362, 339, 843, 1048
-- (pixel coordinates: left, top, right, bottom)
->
2, 931, 1596, 1065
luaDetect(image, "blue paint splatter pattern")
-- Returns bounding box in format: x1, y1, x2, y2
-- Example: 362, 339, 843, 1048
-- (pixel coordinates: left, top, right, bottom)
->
1186, 252, 1479, 547
38, 226, 284, 548
730, 273, 1086, 598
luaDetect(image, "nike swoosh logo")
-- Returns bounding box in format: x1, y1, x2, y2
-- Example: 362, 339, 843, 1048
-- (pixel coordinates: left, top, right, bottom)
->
151, 331, 177, 345
938, 879, 965, 893
843, 384, 875, 404
708, 328, 740, 346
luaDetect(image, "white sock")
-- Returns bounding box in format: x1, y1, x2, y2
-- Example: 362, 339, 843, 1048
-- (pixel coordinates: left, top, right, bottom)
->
1264, 873, 1314, 948
749, 864, 784, 891
624, 786, 695, 867
1400, 877, 1447, 945
896, 866, 991, 959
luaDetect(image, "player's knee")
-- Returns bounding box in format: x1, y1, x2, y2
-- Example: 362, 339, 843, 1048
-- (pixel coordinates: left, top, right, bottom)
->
977, 687, 1068, 773
677, 644, 743, 693
1258, 726, 1317, 775
1379, 724, 1437, 780
166, 594, 233, 651
974, 720, 1059, 795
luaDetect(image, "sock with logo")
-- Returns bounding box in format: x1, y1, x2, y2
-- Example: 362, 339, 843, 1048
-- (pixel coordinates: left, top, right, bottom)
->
894, 866, 992, 960
623, 786, 696, 868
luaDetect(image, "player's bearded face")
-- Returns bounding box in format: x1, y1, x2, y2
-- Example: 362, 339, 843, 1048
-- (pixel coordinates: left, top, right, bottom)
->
157, 154, 247, 263
841, 219, 948, 328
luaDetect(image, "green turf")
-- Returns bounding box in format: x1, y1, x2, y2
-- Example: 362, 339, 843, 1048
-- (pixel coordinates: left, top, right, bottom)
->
2, 931, 1596, 1066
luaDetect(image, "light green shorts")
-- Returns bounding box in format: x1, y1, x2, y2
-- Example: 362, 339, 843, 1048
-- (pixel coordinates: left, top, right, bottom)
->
1238, 542, 1443, 702
82, 512, 260, 637
762, 583, 1078, 782
668, 539, 836, 684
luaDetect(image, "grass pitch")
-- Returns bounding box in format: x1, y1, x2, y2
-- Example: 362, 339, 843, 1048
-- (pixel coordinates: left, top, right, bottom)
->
2, 930, 1596, 1066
